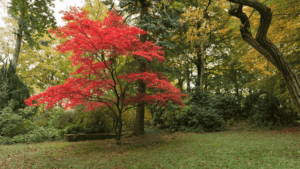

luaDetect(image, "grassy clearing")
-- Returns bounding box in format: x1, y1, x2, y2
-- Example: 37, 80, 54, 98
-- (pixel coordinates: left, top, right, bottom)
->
1, 123, 300, 169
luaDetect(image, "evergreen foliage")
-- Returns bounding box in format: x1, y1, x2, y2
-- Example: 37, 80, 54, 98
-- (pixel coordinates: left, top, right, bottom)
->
0, 61, 30, 114
107, 0, 183, 77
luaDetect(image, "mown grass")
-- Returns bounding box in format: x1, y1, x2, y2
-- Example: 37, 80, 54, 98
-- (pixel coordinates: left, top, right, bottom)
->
1, 122, 300, 169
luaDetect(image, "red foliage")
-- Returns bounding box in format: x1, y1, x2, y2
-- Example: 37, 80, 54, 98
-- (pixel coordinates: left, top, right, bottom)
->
25, 7, 187, 112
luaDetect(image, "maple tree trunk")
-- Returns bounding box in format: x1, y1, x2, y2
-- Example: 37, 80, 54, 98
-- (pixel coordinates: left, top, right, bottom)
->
114, 113, 123, 145
228, 0, 300, 113
116, 121, 122, 145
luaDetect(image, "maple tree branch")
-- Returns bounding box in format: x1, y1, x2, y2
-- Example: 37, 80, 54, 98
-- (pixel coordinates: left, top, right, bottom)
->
122, 104, 139, 113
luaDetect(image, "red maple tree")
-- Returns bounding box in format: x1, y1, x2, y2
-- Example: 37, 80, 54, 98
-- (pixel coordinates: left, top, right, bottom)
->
25, 7, 187, 144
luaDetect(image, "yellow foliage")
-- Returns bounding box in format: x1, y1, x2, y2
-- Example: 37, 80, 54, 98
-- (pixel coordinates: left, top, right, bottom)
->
82, 0, 108, 21
145, 108, 152, 125
178, 0, 230, 46
122, 109, 135, 129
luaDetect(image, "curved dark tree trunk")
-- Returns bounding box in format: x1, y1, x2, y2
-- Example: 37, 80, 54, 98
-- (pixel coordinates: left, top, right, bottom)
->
228, 0, 300, 113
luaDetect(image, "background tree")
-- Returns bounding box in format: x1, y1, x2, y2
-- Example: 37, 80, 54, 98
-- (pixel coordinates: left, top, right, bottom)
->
177, 0, 232, 92
17, 35, 76, 94
8, 0, 57, 69
104, 0, 183, 135
82, 0, 108, 21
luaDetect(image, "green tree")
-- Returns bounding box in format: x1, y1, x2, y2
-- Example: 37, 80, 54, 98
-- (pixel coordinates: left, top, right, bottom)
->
82, 0, 108, 21
17, 35, 76, 94
105, 0, 183, 135
8, 0, 57, 69
178, 0, 232, 92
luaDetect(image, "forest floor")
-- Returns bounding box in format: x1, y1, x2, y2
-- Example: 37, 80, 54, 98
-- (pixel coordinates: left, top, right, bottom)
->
1, 121, 300, 169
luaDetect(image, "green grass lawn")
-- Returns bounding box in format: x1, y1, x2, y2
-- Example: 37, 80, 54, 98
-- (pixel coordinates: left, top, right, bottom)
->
1, 124, 300, 169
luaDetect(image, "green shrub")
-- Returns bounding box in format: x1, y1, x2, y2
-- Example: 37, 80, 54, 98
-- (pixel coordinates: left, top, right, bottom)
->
0, 136, 14, 144
0, 127, 61, 145
211, 95, 242, 123
152, 100, 226, 133
73, 105, 113, 129
243, 90, 297, 128
58, 123, 110, 138
183, 106, 226, 132
47, 107, 75, 129
0, 101, 36, 137
242, 91, 262, 120
189, 90, 212, 108
189, 90, 241, 124
48, 105, 112, 137
152, 91, 243, 132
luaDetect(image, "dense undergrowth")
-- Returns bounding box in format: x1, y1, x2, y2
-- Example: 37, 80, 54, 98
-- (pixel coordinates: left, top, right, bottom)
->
152, 90, 298, 133
1, 89, 299, 145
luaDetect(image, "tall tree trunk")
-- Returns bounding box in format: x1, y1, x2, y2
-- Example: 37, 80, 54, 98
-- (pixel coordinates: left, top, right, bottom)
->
228, 0, 300, 113
133, 0, 149, 136
195, 51, 205, 92
12, 29, 22, 68
193, 2, 210, 93
134, 61, 146, 135
199, 36, 205, 92
204, 73, 208, 92
232, 67, 239, 98
177, 78, 184, 92
185, 54, 191, 93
